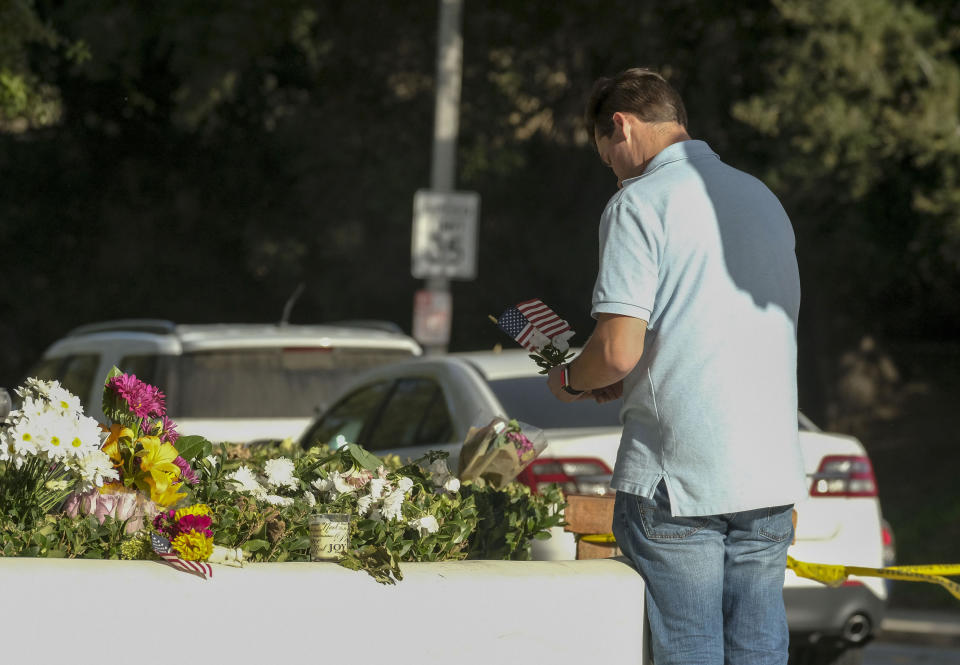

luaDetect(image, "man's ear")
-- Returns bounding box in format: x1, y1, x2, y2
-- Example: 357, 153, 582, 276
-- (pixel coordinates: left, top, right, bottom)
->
611, 111, 629, 140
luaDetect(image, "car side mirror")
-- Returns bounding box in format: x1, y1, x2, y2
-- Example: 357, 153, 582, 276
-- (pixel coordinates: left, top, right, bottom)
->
0, 388, 11, 420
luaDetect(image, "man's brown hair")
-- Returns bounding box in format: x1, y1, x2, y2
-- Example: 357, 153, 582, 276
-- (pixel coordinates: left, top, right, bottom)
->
585, 68, 688, 143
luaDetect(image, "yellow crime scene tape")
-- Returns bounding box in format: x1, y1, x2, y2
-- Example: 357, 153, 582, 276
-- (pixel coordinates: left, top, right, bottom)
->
786, 557, 960, 601
578, 534, 960, 601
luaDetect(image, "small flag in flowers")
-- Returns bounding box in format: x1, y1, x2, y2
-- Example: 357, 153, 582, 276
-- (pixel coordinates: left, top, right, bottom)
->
497, 298, 574, 352
151, 533, 213, 579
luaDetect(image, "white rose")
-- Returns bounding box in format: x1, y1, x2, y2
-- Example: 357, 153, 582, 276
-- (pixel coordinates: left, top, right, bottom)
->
443, 477, 460, 493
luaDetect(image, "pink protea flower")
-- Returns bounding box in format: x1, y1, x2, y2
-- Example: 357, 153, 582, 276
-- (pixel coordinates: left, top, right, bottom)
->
107, 374, 166, 419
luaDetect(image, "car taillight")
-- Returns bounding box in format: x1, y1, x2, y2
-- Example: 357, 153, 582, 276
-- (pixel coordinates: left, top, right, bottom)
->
516, 457, 614, 496
809, 455, 878, 497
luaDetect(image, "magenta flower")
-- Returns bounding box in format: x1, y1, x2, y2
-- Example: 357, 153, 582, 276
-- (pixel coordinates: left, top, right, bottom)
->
107, 374, 166, 419
173, 456, 199, 484
153, 509, 177, 535
507, 431, 535, 462
177, 513, 212, 536
159, 416, 180, 444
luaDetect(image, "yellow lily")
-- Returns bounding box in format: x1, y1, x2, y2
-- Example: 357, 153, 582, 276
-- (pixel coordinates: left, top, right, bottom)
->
136, 436, 181, 494
102, 424, 135, 466
146, 477, 188, 507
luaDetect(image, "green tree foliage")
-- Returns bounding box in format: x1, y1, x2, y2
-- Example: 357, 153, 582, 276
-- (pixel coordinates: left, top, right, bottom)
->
732, 0, 960, 342
0, 0, 88, 129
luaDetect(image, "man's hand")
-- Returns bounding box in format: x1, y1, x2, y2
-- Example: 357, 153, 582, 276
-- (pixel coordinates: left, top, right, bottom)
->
547, 364, 589, 402
592, 380, 623, 403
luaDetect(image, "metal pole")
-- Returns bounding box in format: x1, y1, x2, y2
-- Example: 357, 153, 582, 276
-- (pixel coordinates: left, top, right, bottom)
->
424, 0, 464, 354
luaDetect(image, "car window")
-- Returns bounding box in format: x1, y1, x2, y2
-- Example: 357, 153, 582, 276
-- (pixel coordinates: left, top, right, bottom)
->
118, 354, 161, 387
300, 381, 392, 449
365, 378, 453, 450
166, 348, 413, 418
23, 357, 62, 383
487, 376, 622, 429
24, 354, 100, 411
58, 354, 100, 409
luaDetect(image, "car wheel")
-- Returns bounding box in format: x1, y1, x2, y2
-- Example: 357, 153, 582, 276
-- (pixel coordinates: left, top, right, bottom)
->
789, 644, 864, 665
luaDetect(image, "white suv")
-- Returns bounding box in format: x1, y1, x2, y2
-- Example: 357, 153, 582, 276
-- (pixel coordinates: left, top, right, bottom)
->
296, 349, 889, 665
22, 319, 421, 444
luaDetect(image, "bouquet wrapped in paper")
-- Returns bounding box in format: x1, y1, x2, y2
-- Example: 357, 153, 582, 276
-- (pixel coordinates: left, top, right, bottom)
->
457, 417, 547, 489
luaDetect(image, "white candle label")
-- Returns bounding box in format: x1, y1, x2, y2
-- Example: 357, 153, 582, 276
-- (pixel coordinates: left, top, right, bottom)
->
309, 514, 350, 561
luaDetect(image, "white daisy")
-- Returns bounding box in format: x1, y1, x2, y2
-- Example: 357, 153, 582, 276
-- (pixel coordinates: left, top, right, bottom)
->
47, 383, 82, 417
68, 450, 119, 490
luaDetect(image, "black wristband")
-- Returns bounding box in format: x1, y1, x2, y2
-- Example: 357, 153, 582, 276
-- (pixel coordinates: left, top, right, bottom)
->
561, 363, 584, 395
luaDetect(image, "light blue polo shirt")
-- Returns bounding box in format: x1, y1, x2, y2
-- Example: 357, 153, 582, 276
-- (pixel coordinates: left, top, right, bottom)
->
592, 140, 808, 516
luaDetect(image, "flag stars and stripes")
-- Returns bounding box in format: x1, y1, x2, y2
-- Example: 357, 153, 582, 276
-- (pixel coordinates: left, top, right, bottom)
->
151, 533, 213, 579
497, 299, 573, 352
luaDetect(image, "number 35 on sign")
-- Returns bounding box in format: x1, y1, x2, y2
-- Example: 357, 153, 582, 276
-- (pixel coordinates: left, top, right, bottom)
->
411, 189, 480, 281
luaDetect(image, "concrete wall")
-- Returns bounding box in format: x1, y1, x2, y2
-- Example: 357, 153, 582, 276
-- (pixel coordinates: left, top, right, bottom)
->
1, 557, 648, 665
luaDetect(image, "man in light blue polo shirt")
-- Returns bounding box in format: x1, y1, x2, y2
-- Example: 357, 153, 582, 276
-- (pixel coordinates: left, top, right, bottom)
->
547, 68, 807, 665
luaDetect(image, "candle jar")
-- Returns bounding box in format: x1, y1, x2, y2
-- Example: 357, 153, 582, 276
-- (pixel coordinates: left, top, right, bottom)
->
309, 513, 351, 561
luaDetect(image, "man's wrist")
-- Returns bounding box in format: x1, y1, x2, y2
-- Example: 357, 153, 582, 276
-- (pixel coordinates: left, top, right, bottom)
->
561, 363, 584, 395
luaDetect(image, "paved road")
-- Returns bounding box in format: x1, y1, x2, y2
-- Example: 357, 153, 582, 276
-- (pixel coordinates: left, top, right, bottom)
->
864, 641, 960, 664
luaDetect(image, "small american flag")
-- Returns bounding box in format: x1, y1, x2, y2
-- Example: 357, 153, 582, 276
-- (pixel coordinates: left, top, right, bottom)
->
151, 533, 213, 579
497, 298, 572, 351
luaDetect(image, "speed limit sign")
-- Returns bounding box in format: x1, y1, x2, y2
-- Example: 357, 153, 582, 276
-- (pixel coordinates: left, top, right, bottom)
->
411, 189, 479, 280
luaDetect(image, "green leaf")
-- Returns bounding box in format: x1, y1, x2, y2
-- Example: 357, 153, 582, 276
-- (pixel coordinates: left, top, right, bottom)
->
173, 435, 212, 462
345, 443, 383, 472
244, 539, 270, 553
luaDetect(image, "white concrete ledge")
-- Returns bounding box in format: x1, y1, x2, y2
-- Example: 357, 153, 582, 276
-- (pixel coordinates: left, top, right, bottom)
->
1, 557, 648, 665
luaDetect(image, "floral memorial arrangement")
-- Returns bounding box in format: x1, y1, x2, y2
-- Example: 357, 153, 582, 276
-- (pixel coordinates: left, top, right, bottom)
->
493, 298, 576, 372
0, 370, 566, 584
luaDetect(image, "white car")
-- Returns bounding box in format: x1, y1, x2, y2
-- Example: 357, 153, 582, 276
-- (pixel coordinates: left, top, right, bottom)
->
297, 348, 889, 665
23, 319, 422, 444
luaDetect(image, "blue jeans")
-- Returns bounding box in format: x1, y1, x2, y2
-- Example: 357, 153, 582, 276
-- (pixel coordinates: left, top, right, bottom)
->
613, 482, 794, 665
